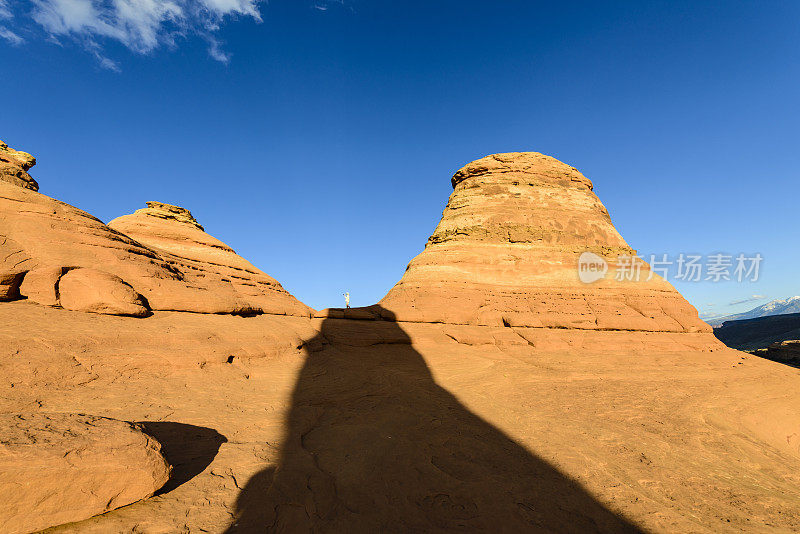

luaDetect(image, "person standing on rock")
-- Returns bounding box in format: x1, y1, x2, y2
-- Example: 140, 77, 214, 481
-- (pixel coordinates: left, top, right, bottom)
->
343, 292, 350, 308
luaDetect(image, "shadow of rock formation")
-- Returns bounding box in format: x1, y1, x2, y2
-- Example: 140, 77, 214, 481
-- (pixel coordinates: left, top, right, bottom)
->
138, 421, 227, 495
225, 308, 642, 533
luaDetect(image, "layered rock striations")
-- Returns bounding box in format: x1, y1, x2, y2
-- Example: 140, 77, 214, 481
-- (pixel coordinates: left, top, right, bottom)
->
0, 140, 37, 191
0, 141, 310, 317
378, 152, 710, 334
108, 202, 307, 316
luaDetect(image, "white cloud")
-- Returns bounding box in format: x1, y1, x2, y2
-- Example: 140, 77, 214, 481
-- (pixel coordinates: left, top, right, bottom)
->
201, 0, 259, 19
0, 27, 22, 44
0, 0, 23, 45
96, 53, 121, 70
729, 294, 767, 306
28, 0, 262, 64
313, 0, 348, 12
206, 35, 230, 62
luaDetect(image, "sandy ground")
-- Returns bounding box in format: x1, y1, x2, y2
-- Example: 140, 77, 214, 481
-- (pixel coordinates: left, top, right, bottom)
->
2, 301, 800, 533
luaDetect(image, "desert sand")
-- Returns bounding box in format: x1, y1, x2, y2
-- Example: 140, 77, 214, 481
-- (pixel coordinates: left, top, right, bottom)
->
2, 141, 800, 533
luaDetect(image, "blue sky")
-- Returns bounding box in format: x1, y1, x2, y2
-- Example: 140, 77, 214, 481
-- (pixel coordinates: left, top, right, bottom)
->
1, 0, 798, 316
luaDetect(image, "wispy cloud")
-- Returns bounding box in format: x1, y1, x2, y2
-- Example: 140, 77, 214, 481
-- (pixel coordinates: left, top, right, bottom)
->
0, 0, 23, 45
0, 27, 22, 44
729, 294, 767, 306
1, 0, 349, 69
5, 0, 264, 68
314, 0, 347, 13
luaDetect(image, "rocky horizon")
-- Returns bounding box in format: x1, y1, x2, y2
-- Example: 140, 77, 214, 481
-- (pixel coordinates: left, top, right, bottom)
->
2, 139, 800, 532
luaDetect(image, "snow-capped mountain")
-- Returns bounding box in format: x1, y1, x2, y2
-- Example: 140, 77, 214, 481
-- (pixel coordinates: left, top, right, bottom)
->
707, 296, 800, 327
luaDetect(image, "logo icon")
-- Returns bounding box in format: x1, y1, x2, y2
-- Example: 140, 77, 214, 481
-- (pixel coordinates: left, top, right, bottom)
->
578, 252, 608, 283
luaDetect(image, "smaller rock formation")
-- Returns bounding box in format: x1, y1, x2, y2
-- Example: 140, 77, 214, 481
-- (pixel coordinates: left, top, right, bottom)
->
0, 140, 37, 191
0, 140, 311, 317
0, 413, 170, 534
0, 235, 27, 301
18, 266, 64, 307
109, 202, 310, 316
0, 271, 24, 301
137, 201, 206, 230
58, 268, 150, 317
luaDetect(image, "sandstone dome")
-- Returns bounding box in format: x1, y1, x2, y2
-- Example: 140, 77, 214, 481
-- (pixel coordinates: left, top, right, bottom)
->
108, 201, 310, 317
378, 152, 709, 333
0, 145, 310, 317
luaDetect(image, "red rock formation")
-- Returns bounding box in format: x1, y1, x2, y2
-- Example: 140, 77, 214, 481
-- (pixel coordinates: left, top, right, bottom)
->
0, 142, 310, 317
18, 266, 63, 307
378, 152, 710, 333
58, 267, 150, 317
108, 202, 308, 316
0, 140, 37, 191
0, 413, 170, 534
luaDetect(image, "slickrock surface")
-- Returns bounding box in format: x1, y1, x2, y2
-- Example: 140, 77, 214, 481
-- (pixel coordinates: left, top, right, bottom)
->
0, 413, 170, 534
0, 141, 309, 317
0, 140, 37, 191
108, 202, 309, 317
378, 153, 709, 334
2, 143, 800, 532
0, 303, 798, 533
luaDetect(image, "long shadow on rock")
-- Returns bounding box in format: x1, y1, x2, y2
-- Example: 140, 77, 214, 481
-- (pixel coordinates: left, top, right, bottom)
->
226, 308, 642, 533
138, 421, 227, 495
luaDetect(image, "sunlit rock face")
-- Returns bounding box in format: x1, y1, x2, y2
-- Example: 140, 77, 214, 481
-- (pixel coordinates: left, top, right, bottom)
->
108, 202, 310, 317
0, 413, 170, 534
0, 140, 37, 191
0, 140, 310, 317
378, 152, 710, 333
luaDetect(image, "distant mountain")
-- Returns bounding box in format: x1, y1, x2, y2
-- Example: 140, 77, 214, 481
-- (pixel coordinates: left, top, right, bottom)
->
713, 312, 800, 351
706, 296, 800, 327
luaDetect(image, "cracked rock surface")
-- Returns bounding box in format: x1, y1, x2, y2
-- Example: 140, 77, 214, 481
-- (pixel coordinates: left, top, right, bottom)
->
0, 413, 170, 534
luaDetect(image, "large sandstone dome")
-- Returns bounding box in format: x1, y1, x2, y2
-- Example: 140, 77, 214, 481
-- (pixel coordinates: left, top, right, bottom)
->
378, 152, 709, 333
